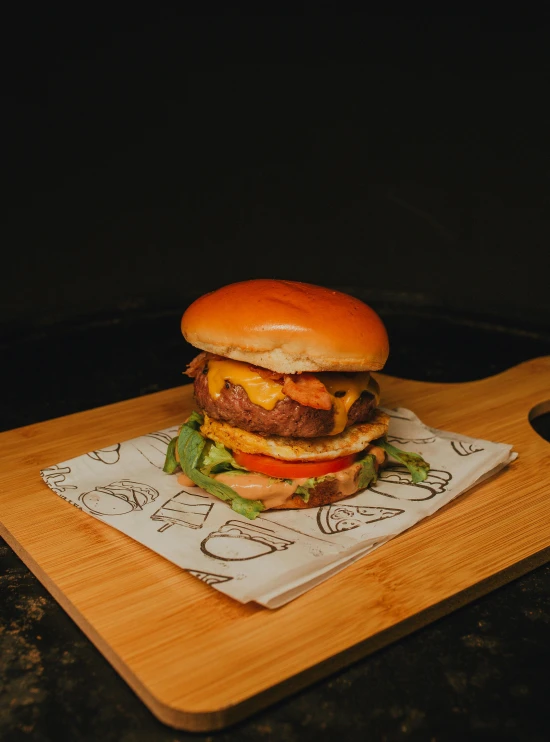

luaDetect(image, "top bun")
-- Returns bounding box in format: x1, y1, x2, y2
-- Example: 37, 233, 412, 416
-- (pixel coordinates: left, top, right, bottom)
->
181, 279, 389, 374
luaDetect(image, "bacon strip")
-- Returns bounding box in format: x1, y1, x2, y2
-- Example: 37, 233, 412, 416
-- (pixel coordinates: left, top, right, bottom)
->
185, 352, 207, 378
184, 352, 221, 378
188, 355, 333, 411
251, 365, 285, 382
282, 373, 333, 410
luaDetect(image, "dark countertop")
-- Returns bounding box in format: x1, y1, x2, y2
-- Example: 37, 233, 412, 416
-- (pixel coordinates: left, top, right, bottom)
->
1, 304, 550, 742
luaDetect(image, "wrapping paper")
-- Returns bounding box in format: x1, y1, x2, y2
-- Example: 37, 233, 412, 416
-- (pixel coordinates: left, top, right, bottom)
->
40, 408, 516, 608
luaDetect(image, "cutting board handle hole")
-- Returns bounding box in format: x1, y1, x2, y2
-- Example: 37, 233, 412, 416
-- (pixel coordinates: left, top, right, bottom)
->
529, 401, 550, 442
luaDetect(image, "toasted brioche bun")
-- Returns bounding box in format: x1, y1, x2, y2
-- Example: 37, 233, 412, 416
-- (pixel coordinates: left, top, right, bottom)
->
200, 409, 390, 461
181, 279, 389, 374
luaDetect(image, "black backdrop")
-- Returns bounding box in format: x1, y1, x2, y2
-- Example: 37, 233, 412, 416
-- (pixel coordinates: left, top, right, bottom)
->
2, 10, 550, 740
3, 7, 550, 333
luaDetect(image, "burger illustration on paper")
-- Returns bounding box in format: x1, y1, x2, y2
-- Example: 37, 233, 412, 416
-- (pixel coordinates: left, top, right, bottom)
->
79, 480, 159, 516
163, 280, 430, 519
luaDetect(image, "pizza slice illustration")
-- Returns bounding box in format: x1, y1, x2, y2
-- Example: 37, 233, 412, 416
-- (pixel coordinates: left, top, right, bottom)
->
186, 570, 233, 585
317, 504, 404, 534
451, 440, 484, 456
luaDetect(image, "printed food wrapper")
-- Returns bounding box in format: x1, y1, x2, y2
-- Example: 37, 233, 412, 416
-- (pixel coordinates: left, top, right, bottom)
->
40, 408, 517, 608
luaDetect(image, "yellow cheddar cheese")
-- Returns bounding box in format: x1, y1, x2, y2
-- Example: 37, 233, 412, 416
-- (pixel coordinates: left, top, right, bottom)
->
321, 372, 378, 434
207, 359, 286, 410
206, 359, 381, 435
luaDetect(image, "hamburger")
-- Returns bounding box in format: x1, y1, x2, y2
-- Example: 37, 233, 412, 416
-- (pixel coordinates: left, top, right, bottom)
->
163, 279, 429, 519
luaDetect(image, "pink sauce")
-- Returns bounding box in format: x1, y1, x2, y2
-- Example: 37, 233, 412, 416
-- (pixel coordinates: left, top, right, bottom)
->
176, 472, 196, 487
212, 472, 304, 509
176, 449, 383, 509
323, 463, 363, 499
213, 462, 363, 509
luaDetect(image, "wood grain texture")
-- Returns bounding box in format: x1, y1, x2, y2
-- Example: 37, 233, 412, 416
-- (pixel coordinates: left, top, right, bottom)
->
1, 357, 549, 731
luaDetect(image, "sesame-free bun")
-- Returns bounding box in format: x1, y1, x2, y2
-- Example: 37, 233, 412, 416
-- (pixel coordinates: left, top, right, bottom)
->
181, 279, 389, 374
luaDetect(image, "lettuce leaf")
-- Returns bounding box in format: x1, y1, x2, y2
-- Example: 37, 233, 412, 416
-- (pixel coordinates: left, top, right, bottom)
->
356, 453, 378, 490
200, 440, 248, 475
374, 438, 430, 483
175, 413, 265, 519
186, 410, 205, 430
162, 436, 179, 474
293, 479, 315, 503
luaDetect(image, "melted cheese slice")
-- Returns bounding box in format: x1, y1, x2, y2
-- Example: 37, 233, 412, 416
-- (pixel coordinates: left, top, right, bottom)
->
320, 372, 379, 435
207, 359, 286, 410
206, 359, 381, 434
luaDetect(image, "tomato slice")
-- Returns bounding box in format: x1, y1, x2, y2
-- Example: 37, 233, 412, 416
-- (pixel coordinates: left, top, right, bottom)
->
232, 450, 357, 479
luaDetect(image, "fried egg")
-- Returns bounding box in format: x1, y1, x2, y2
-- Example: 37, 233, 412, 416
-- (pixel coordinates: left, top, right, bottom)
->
201, 409, 390, 461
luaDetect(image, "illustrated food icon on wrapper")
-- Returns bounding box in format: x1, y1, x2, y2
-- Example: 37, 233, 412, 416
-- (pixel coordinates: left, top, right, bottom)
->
200, 520, 295, 561
151, 491, 214, 531
79, 480, 159, 516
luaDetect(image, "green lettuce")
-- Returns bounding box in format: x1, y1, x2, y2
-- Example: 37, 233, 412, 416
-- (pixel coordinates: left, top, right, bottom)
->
356, 452, 378, 490
162, 436, 179, 474
374, 438, 430, 483
171, 412, 265, 519
200, 440, 248, 475
293, 479, 315, 503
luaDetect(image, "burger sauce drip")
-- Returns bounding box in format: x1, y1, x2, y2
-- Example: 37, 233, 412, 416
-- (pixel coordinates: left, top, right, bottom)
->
213, 473, 305, 508
212, 464, 363, 509
320, 372, 374, 435
177, 473, 196, 487
176, 471, 304, 507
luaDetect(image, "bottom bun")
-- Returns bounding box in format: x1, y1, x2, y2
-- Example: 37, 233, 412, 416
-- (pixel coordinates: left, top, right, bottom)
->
271, 483, 362, 510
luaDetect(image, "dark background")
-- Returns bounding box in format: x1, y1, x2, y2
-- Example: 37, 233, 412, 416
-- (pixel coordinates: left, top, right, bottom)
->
2, 6, 550, 337
2, 7, 550, 742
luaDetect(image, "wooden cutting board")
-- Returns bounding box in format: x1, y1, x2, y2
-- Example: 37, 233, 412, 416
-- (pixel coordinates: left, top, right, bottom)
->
1, 357, 549, 732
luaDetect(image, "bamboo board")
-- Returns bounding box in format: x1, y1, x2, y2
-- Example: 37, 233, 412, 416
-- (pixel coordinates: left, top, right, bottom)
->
1, 357, 549, 731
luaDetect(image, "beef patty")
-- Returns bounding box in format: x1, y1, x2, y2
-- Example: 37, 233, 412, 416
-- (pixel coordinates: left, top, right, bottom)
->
193, 369, 377, 438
